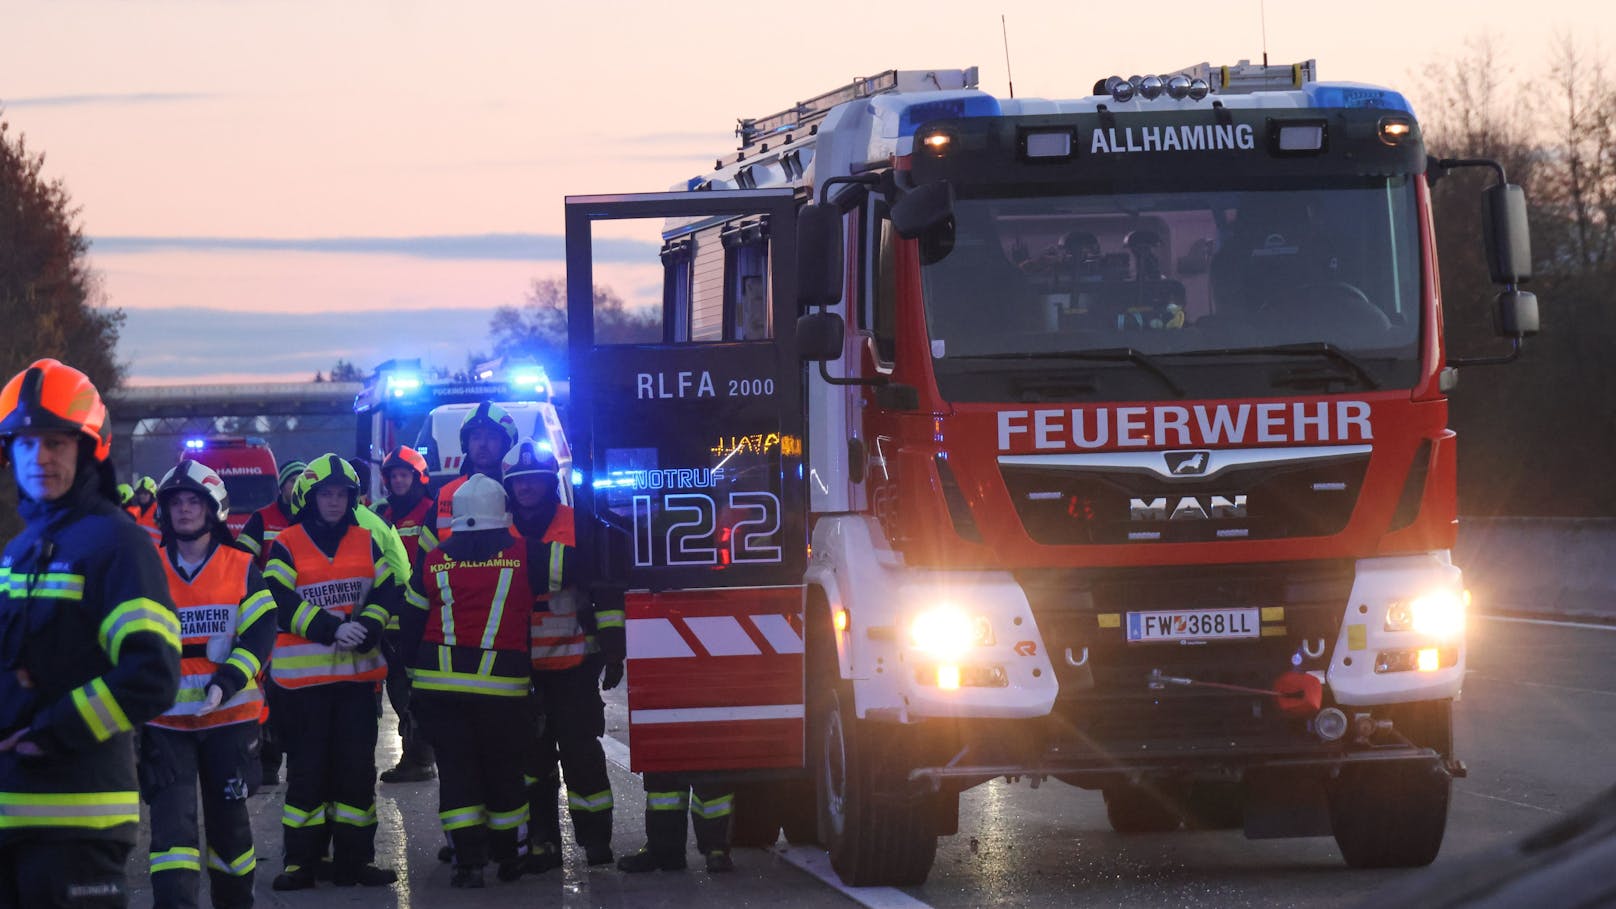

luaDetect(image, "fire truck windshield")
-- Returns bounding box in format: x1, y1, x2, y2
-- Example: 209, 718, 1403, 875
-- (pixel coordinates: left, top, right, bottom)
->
920, 176, 1424, 401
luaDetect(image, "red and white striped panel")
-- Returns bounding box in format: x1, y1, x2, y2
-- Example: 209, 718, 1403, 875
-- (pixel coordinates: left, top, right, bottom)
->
626, 586, 803, 774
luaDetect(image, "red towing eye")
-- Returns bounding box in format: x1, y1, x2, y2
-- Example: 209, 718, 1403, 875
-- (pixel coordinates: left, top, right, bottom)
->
1147, 668, 1324, 717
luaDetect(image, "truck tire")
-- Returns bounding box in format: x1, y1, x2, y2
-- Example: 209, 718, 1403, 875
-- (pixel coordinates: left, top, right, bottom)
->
1329, 761, 1449, 868
817, 686, 937, 886
1103, 782, 1184, 834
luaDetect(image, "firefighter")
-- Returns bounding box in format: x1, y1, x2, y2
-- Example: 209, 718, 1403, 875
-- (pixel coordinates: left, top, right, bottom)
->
238, 460, 303, 787
397, 475, 535, 888
504, 437, 623, 872
435, 401, 518, 540
238, 460, 305, 568
0, 359, 182, 908
262, 454, 400, 890
616, 776, 735, 873
376, 446, 438, 784
117, 482, 135, 515
133, 474, 162, 545
142, 459, 276, 909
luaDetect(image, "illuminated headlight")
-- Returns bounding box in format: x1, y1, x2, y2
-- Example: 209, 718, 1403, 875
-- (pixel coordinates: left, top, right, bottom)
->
908, 606, 993, 660
1385, 590, 1465, 638
1378, 117, 1413, 145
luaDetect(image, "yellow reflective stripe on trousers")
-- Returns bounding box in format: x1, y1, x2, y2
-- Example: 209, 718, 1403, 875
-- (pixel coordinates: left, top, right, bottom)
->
0, 791, 140, 829
207, 845, 257, 876
330, 801, 377, 827
646, 791, 689, 812
488, 804, 529, 831
71, 677, 132, 742
99, 597, 180, 662
567, 789, 614, 813
439, 805, 486, 831
435, 569, 456, 645
282, 803, 326, 828
690, 793, 734, 819
150, 846, 201, 873
480, 568, 514, 650
595, 608, 625, 630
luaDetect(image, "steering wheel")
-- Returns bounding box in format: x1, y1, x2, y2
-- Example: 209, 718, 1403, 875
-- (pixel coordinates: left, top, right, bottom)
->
1262, 282, 1391, 334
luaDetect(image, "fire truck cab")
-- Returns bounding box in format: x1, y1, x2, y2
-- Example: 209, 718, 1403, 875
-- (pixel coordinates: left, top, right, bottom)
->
564, 63, 1537, 885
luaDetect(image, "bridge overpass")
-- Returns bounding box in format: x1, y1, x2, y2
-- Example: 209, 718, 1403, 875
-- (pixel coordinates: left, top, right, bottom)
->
106, 382, 362, 484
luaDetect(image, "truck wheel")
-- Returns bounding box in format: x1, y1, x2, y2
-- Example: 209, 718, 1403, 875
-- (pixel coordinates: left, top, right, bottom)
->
817, 686, 937, 886
1329, 761, 1449, 868
728, 781, 782, 848
1182, 782, 1244, 831
1103, 782, 1184, 834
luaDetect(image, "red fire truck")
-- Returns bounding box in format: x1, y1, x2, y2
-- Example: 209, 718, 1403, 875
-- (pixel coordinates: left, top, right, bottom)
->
563, 62, 1537, 885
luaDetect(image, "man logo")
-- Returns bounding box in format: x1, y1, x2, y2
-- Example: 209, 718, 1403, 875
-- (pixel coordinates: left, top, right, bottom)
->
1165, 450, 1211, 476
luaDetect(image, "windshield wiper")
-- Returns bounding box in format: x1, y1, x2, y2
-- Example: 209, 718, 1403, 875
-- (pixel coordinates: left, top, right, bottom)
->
946, 347, 1185, 397
1166, 342, 1382, 390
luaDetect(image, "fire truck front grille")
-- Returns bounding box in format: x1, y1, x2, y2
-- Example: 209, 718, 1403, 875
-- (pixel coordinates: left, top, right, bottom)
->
1018, 561, 1354, 748
1001, 453, 1369, 545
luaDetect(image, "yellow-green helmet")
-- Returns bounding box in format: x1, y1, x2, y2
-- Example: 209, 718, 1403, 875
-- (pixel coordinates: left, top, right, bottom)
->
292, 453, 360, 518
136, 475, 158, 497
116, 482, 134, 506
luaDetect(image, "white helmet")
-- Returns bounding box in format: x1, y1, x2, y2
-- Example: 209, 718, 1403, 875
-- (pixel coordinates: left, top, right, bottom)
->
451, 474, 510, 533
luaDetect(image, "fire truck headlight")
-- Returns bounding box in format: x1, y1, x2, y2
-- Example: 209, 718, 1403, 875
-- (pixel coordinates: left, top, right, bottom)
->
1187, 78, 1211, 101
1107, 77, 1137, 103
909, 606, 993, 660
1378, 116, 1413, 145
1386, 589, 1465, 638
1165, 74, 1192, 100
1139, 75, 1165, 100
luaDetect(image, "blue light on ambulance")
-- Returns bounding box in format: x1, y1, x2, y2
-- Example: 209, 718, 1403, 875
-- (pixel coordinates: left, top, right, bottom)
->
185, 438, 206, 451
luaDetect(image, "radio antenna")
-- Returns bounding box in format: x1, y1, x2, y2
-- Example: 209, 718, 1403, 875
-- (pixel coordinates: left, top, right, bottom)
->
1260, 0, 1269, 66
1001, 14, 1016, 98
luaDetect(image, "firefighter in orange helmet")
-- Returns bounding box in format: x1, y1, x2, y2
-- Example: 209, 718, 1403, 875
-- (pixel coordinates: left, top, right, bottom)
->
262, 455, 401, 890
0, 359, 182, 907
142, 459, 276, 909
397, 475, 535, 888
435, 402, 517, 541
376, 446, 438, 784
504, 438, 624, 873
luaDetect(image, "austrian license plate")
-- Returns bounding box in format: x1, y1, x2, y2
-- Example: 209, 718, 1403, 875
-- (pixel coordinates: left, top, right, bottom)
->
1126, 608, 1261, 643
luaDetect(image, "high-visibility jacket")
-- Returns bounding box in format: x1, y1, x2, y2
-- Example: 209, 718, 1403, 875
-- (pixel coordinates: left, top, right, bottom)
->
381, 495, 436, 631
434, 475, 469, 539
0, 483, 181, 847
150, 545, 275, 731
528, 504, 590, 671
238, 500, 293, 568
135, 503, 162, 546
265, 523, 389, 689
404, 538, 534, 698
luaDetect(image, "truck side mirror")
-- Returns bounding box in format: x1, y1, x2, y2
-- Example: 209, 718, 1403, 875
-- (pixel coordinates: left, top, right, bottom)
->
1493, 289, 1539, 339
796, 312, 845, 362
1482, 183, 1532, 285
796, 203, 844, 310
891, 181, 955, 240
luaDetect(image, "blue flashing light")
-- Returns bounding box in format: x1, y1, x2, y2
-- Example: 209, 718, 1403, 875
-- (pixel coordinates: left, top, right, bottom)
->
899, 95, 1002, 136
385, 373, 422, 398
184, 438, 206, 451
536, 440, 554, 454
571, 471, 584, 487
1302, 83, 1413, 114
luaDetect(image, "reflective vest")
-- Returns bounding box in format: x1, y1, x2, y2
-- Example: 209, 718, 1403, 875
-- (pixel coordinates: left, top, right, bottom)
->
434, 475, 469, 539
135, 505, 161, 546
245, 502, 293, 568
151, 546, 265, 730
270, 524, 386, 688
529, 504, 586, 671
414, 539, 534, 698
386, 495, 437, 567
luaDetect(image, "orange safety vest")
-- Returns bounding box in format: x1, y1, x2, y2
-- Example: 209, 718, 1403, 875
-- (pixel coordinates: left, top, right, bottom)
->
135, 504, 162, 546
434, 475, 469, 538
150, 546, 265, 730
529, 504, 586, 672
270, 524, 387, 688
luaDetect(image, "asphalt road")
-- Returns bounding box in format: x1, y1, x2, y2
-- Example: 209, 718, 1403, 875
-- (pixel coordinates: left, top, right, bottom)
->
123, 614, 1616, 908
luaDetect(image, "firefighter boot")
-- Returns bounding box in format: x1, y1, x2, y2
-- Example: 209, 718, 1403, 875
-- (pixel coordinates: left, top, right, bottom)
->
271, 865, 317, 892
332, 864, 398, 887
616, 847, 688, 873
450, 864, 486, 889
379, 760, 436, 783
705, 849, 736, 873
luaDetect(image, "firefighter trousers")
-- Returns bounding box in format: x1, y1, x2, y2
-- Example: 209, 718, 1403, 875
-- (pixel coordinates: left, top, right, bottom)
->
413, 689, 530, 868
277, 681, 380, 873
527, 664, 613, 853
380, 630, 434, 767
141, 723, 256, 909
641, 774, 733, 859
0, 840, 130, 908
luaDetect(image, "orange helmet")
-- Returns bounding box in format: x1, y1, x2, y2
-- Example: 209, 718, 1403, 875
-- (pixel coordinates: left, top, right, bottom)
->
381, 446, 430, 487
0, 359, 111, 462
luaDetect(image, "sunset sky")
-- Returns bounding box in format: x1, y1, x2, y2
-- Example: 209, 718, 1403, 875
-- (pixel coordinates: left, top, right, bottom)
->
5, 0, 1603, 385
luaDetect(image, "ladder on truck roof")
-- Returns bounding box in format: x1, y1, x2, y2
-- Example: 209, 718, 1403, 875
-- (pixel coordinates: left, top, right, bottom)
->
736, 67, 979, 149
